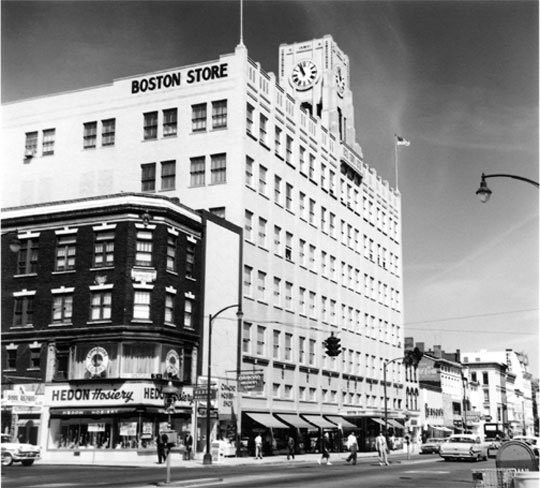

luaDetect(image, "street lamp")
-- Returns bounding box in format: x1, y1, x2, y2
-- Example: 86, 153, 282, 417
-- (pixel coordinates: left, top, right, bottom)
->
476, 173, 539, 203
202, 304, 243, 465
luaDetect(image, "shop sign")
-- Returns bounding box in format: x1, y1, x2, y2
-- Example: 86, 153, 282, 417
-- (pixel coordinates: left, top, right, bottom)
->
466, 411, 481, 423
130, 62, 228, 94
88, 423, 106, 432
198, 407, 218, 419
131, 268, 157, 283
120, 422, 137, 436
45, 383, 194, 407
238, 373, 263, 392
2, 389, 40, 405
193, 386, 216, 401
218, 382, 236, 412
425, 404, 444, 418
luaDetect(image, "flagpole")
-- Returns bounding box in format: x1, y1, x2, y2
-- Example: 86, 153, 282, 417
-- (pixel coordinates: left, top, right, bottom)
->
239, 0, 244, 46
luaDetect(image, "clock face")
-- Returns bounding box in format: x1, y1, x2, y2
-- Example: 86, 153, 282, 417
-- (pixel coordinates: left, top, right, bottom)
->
290, 60, 319, 91
335, 66, 346, 96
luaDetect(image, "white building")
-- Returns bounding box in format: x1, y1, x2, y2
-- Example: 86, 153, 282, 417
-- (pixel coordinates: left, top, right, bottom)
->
2, 36, 403, 452
462, 349, 535, 436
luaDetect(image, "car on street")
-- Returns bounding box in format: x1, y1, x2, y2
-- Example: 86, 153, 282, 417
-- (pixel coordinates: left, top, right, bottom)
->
420, 437, 447, 454
438, 434, 488, 462
1, 434, 41, 466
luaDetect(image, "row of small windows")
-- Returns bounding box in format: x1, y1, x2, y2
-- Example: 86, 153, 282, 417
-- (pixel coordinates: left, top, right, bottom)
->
14, 229, 196, 278
242, 322, 402, 383
245, 104, 399, 241
245, 157, 400, 275
140, 154, 227, 192
23, 100, 228, 157
5, 346, 41, 371
243, 266, 401, 343
12, 290, 195, 329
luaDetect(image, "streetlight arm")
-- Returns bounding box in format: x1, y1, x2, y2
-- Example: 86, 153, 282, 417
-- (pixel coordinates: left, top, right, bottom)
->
482, 173, 539, 188
211, 303, 242, 320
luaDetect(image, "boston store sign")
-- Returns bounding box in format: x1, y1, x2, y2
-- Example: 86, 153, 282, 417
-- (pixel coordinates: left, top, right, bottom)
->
45, 382, 193, 408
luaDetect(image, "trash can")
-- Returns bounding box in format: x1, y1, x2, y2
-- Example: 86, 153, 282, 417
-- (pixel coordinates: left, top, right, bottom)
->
513, 471, 540, 488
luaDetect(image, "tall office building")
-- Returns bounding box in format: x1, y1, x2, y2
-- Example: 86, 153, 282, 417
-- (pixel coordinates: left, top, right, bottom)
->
2, 35, 404, 453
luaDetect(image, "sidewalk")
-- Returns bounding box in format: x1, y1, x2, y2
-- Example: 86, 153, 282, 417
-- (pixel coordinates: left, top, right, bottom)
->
39, 450, 429, 468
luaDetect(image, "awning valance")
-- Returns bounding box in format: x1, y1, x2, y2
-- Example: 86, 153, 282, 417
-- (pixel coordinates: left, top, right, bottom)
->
371, 418, 386, 426
324, 415, 357, 429
428, 424, 452, 432
275, 414, 314, 429
246, 412, 289, 429
301, 415, 338, 429
387, 419, 404, 429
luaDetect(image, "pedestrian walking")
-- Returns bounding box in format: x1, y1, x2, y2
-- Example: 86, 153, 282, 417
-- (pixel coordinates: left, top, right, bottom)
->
345, 431, 358, 465
286, 435, 295, 460
375, 431, 389, 466
317, 432, 332, 465
156, 434, 166, 464
254, 433, 263, 459
184, 433, 193, 460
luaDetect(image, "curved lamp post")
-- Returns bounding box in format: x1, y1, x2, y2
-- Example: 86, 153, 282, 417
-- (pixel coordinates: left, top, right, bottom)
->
476, 173, 539, 203
202, 304, 243, 465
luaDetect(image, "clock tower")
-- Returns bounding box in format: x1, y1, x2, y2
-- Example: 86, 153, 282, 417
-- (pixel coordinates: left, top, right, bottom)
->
279, 35, 357, 148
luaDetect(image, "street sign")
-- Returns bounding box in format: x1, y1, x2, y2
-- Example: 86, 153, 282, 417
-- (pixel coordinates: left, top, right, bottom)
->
238, 373, 263, 392
198, 407, 218, 419
193, 386, 216, 401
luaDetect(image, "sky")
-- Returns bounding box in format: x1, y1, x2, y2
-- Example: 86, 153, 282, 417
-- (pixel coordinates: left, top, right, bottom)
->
2, 0, 538, 372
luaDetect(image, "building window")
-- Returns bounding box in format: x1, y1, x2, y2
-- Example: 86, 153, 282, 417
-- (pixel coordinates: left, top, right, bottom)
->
184, 298, 194, 328
259, 165, 267, 195
273, 226, 282, 255
133, 290, 151, 320
190, 157, 205, 187
259, 114, 268, 144
285, 333, 292, 361
257, 271, 267, 301
258, 218, 267, 248
210, 153, 226, 184
83, 122, 97, 149
102, 118, 115, 146
243, 265, 253, 296
163, 108, 177, 137
6, 349, 17, 370
245, 210, 253, 241
242, 322, 252, 353
13, 296, 33, 327
135, 230, 153, 267
52, 294, 73, 324
246, 103, 254, 134
25, 131, 38, 156
161, 160, 176, 190
285, 282, 293, 310
212, 100, 227, 129
192, 103, 207, 132
309, 339, 316, 366
273, 330, 280, 359
285, 232, 293, 261
29, 347, 41, 369
185, 242, 195, 279
42, 128, 55, 155
93, 231, 115, 268
274, 126, 282, 155
245, 156, 254, 187
299, 337, 305, 363
141, 163, 156, 191
17, 238, 38, 275
273, 276, 281, 306
143, 111, 158, 140
285, 135, 293, 164
285, 183, 293, 211
90, 291, 112, 321
56, 235, 76, 271
256, 325, 265, 355
165, 293, 175, 324
166, 235, 177, 272
482, 372, 489, 385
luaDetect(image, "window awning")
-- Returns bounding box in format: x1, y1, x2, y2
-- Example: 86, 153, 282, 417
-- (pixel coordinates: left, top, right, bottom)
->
275, 414, 315, 429
428, 424, 453, 432
324, 415, 357, 429
371, 418, 386, 426
246, 412, 290, 429
301, 415, 338, 429
387, 419, 404, 429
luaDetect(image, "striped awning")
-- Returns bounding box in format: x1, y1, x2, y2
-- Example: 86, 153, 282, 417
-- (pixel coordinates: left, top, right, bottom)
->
301, 415, 338, 429
246, 412, 289, 429
275, 414, 315, 429
324, 415, 357, 429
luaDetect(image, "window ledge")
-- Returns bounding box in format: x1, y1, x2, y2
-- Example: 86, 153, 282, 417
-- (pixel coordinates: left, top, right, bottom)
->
90, 266, 114, 271
48, 323, 72, 327
13, 273, 38, 278
52, 270, 76, 275
88, 320, 112, 325
132, 320, 152, 324
10, 324, 34, 329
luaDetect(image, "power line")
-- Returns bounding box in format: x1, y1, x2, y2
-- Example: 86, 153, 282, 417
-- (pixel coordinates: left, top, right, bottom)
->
404, 308, 538, 326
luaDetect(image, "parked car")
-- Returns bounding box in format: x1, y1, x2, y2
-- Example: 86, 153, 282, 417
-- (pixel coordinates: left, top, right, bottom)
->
420, 437, 447, 454
486, 438, 503, 458
1, 434, 41, 466
438, 434, 488, 462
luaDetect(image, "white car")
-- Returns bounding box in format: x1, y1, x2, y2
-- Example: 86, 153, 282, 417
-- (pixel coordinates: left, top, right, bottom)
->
438, 434, 488, 462
511, 436, 539, 457
1, 434, 41, 466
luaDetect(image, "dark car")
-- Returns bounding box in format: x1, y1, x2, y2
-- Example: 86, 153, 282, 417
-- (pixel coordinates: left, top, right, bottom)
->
420, 437, 447, 454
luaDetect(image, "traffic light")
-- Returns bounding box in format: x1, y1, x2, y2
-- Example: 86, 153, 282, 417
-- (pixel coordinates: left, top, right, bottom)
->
323, 333, 342, 357
404, 347, 423, 368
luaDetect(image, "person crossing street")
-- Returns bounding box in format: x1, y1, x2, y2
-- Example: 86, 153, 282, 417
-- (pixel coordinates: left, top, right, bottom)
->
345, 431, 358, 465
